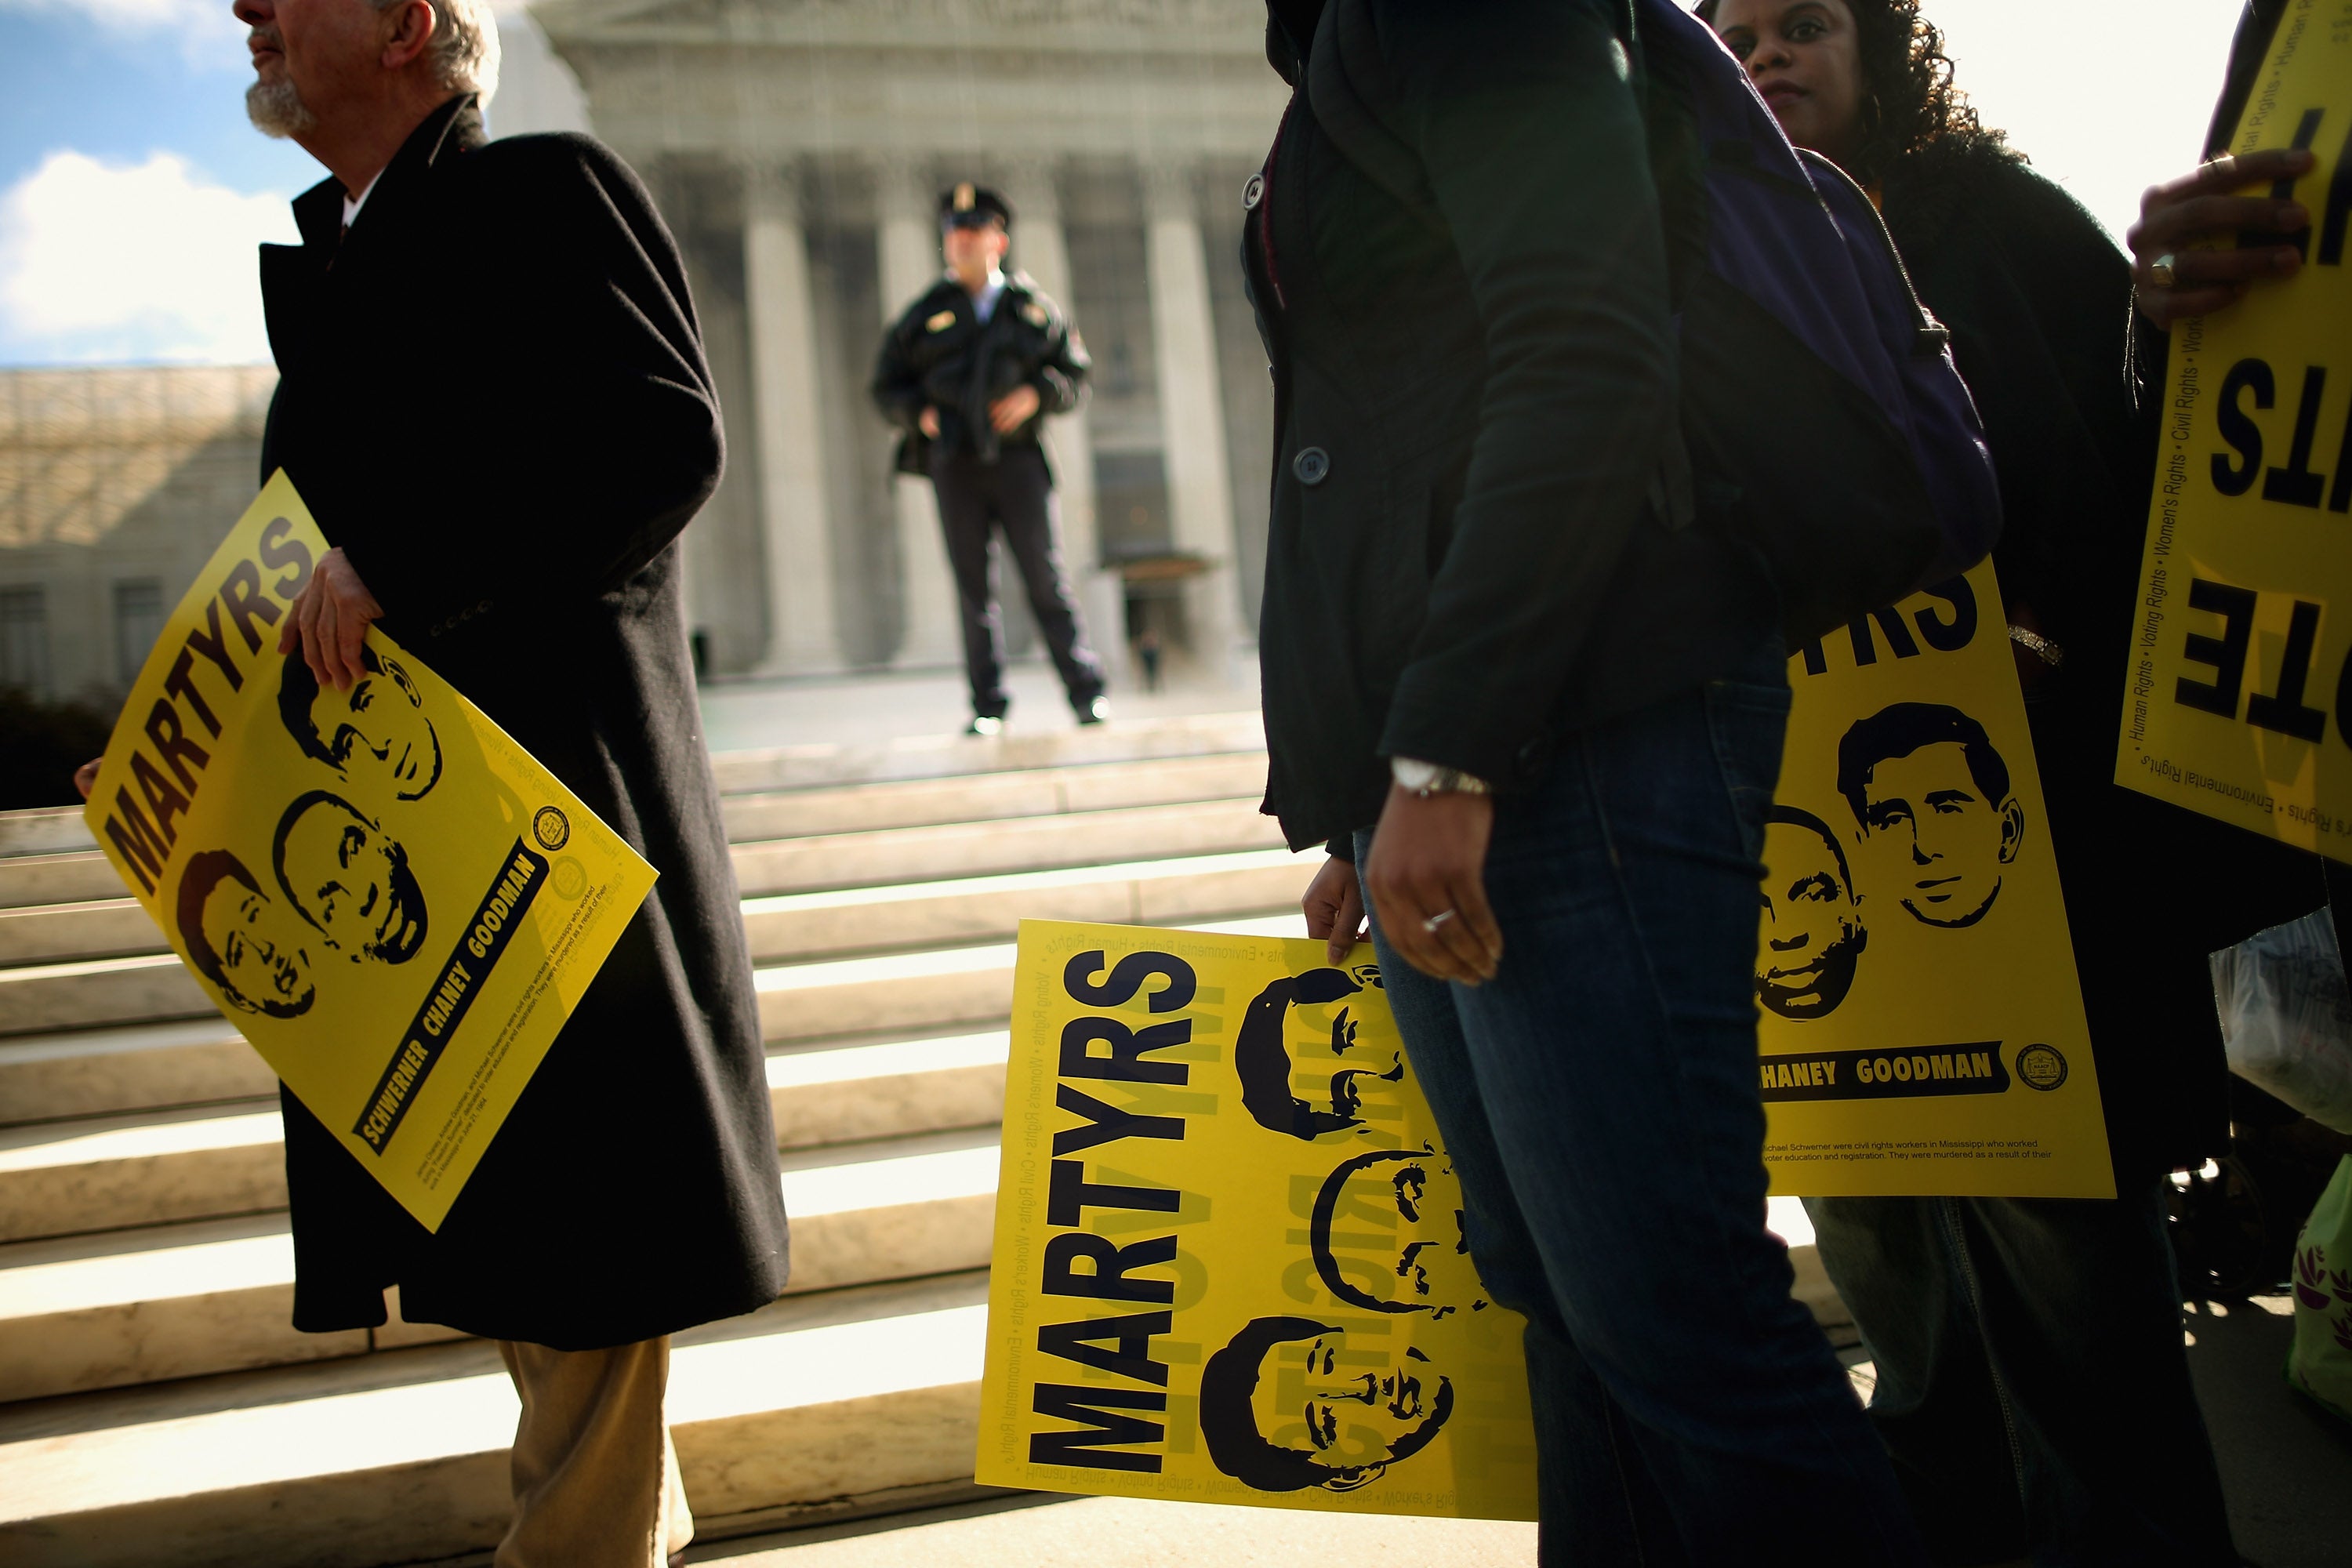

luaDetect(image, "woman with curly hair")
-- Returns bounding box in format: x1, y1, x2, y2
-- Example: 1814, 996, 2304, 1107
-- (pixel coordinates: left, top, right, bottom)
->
1699, 3, 2323, 1563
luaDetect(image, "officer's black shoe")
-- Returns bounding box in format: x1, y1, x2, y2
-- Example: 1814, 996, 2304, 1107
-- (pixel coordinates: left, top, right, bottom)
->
1076, 695, 1109, 726
964, 714, 1004, 738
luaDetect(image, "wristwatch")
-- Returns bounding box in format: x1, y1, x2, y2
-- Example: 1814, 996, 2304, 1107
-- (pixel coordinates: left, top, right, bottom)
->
1392, 757, 1492, 797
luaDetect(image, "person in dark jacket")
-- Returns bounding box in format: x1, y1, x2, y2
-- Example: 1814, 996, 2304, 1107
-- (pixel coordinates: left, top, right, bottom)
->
871, 183, 1105, 735
1704, 2, 2323, 1561
1260, 2, 1925, 1561
224, 0, 787, 1559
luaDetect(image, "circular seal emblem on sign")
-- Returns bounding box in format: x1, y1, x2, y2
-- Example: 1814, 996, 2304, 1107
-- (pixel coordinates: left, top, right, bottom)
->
550, 857, 587, 900
532, 806, 572, 852
2015, 1044, 2068, 1091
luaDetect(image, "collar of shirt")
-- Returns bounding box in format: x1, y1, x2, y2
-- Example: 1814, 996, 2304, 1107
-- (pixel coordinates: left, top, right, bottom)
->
971, 269, 1007, 324
341, 169, 384, 235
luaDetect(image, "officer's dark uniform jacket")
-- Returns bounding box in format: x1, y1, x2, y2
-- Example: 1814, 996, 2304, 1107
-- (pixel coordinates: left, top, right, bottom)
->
872, 271, 1089, 471
1248, 0, 1778, 855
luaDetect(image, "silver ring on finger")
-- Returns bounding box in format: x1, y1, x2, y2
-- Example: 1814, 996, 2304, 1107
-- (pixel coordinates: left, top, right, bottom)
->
2150, 252, 2178, 289
1421, 909, 1457, 935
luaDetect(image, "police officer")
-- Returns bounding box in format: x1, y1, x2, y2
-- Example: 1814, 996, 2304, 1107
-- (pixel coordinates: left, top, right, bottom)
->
873, 181, 1107, 735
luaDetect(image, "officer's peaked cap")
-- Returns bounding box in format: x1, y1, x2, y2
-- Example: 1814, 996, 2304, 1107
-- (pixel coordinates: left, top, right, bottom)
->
939, 182, 1014, 230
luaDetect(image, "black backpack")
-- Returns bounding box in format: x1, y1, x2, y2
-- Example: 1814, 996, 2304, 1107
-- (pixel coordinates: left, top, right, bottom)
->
1301, 0, 2002, 643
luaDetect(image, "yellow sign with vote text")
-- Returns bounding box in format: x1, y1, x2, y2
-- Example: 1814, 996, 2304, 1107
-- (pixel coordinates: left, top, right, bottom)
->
1761, 561, 2113, 1197
82, 472, 656, 1230
2118, 1, 2352, 856
979, 921, 1537, 1519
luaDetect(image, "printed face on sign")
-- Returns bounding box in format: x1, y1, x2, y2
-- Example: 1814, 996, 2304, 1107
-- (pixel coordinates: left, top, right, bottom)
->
273, 790, 430, 964
1312, 1147, 1489, 1317
176, 849, 317, 1018
1236, 966, 1405, 1141
278, 647, 445, 801
1757, 806, 1867, 1020
1836, 702, 2025, 929
1200, 1316, 1457, 1494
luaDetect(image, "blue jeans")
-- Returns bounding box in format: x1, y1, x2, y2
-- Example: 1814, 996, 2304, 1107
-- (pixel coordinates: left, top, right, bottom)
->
1804, 1185, 2234, 1566
1359, 646, 1923, 1566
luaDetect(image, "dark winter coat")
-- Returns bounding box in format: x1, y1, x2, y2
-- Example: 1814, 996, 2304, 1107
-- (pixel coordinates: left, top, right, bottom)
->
872, 272, 1088, 473
1247, 0, 1779, 855
257, 95, 790, 1348
1878, 138, 2324, 1178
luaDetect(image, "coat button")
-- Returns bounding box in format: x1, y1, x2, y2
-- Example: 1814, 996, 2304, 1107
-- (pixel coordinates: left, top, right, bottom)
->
1293, 446, 1330, 486
1242, 173, 1265, 211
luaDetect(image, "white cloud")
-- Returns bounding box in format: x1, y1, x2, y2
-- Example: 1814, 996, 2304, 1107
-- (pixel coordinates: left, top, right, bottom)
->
0, 151, 296, 365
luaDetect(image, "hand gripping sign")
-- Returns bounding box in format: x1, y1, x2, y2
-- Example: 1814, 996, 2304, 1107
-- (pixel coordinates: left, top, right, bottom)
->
2118, 2, 2352, 857
1760, 561, 2112, 1198
980, 922, 1538, 1520
83, 472, 655, 1229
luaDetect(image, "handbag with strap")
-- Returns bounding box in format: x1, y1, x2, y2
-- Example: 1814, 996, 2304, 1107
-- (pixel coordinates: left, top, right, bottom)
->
1301, 0, 2003, 644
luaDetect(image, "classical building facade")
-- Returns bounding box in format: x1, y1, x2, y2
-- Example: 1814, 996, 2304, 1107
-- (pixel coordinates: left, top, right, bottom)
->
539, 0, 1286, 684
0, 368, 277, 705
0, 0, 1285, 703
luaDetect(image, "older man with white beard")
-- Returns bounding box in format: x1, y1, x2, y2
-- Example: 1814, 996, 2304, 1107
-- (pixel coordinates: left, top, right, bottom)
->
221, 1, 789, 1562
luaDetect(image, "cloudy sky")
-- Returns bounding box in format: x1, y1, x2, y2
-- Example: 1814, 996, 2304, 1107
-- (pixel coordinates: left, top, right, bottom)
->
0, 0, 2246, 368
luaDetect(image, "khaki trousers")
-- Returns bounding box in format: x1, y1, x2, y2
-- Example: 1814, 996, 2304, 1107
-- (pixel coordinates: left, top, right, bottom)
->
495, 1336, 694, 1568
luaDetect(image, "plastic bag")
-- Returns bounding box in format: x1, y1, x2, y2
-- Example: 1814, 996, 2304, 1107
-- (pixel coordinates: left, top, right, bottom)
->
2210, 910, 2352, 1134
2288, 1156, 2352, 1427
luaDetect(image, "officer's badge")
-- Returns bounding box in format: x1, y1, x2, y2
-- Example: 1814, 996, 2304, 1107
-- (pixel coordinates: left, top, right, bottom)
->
925, 309, 956, 332
953, 183, 975, 212
1022, 303, 1048, 328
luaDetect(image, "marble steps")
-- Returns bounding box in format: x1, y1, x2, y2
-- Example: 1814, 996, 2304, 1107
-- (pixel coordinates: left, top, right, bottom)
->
0, 832, 1294, 1047
0, 786, 1280, 923
0, 1018, 278, 1128
0, 1126, 1001, 1404
0, 1027, 1017, 1246
0, 1269, 993, 1568
0, 842, 1304, 993
0, 752, 1271, 915
703, 707, 1262, 795
0, 855, 1308, 1120
726, 793, 1282, 901
0, 804, 1298, 1034
719, 749, 1266, 844
0, 895, 160, 967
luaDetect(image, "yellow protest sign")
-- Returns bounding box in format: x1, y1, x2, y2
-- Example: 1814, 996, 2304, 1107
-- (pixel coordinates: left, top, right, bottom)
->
980, 921, 1536, 1519
2117, 3, 2352, 855
82, 472, 655, 1230
1759, 561, 2113, 1197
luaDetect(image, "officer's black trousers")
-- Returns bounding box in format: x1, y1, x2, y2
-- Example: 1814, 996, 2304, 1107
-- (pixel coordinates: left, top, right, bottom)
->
927, 443, 1105, 718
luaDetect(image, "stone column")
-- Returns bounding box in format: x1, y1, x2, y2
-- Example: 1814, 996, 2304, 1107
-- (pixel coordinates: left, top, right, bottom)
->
1143, 162, 1242, 683
1004, 159, 1127, 691
741, 160, 840, 677
874, 157, 963, 670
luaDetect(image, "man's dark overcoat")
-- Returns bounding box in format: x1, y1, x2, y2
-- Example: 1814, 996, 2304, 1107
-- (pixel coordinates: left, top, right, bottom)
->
258, 95, 789, 1350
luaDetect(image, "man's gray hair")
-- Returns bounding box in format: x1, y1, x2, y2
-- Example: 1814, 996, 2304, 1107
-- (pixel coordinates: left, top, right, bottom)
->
381, 0, 502, 105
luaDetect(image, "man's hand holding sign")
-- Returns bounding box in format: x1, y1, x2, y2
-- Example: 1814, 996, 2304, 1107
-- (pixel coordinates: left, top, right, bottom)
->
281, 544, 384, 693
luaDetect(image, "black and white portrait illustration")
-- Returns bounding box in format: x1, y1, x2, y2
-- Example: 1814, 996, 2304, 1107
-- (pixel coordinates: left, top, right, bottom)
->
1200, 1315, 1457, 1494
1756, 804, 1869, 1019
1309, 1146, 1489, 1319
175, 848, 318, 1019
278, 644, 445, 801
271, 789, 430, 964
1835, 702, 2026, 930
1235, 964, 1401, 1141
